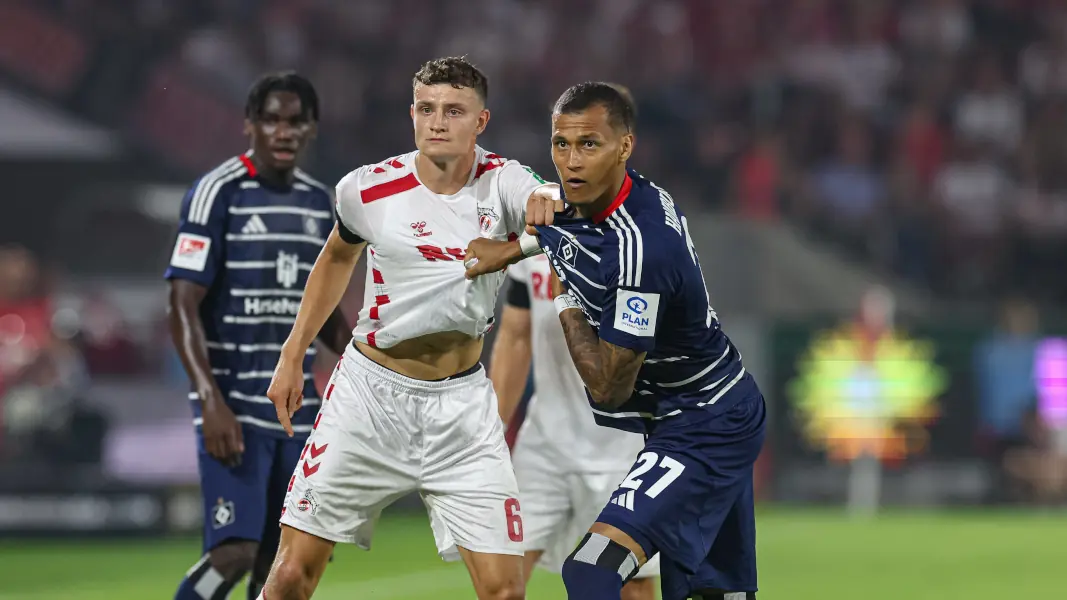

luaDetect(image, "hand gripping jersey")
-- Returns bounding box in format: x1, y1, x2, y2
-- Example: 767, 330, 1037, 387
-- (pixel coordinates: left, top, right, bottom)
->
164, 153, 332, 437
535, 170, 760, 434
335, 146, 546, 348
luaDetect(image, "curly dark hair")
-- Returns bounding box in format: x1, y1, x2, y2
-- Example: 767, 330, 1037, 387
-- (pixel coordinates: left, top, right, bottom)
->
245, 71, 319, 122
412, 57, 489, 104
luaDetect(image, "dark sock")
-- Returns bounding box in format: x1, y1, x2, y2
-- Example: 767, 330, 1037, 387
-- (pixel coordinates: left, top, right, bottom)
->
246, 579, 264, 600
174, 556, 237, 600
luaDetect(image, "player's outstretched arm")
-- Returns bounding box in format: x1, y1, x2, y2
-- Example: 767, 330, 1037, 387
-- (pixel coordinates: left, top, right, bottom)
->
548, 270, 645, 408
488, 302, 533, 427
268, 224, 365, 436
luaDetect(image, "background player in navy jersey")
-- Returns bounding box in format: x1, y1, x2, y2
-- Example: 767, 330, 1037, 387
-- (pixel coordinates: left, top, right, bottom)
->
165, 72, 351, 600
531, 83, 767, 600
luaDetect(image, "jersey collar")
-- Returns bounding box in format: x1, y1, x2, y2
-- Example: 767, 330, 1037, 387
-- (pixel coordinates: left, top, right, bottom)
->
239, 152, 257, 177
592, 174, 633, 223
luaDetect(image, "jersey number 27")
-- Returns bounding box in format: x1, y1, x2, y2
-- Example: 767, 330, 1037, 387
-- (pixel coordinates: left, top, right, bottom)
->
619, 451, 686, 499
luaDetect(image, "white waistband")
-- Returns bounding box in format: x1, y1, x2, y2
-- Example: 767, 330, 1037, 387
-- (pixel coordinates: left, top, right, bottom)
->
343, 343, 484, 392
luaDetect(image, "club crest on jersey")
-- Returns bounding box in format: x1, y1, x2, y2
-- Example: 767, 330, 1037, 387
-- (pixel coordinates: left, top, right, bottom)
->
304, 216, 320, 237
211, 498, 235, 529
556, 236, 578, 267
277, 251, 300, 288
411, 221, 433, 237
477, 207, 499, 232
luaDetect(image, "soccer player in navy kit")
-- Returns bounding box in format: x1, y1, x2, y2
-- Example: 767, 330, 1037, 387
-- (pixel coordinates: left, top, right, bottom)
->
536, 83, 766, 600
166, 72, 351, 600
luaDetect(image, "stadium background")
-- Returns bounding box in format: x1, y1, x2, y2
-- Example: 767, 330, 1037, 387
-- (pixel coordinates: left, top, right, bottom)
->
1, 0, 1066, 597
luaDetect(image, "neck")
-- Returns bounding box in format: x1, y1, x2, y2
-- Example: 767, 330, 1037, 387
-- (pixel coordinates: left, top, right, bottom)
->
416, 150, 475, 195
576, 168, 628, 220
250, 153, 295, 188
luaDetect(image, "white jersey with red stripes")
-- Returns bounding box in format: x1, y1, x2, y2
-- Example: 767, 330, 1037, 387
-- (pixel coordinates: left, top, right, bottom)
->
335, 146, 547, 348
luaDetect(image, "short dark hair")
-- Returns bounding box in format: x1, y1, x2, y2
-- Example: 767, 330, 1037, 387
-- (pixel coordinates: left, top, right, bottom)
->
553, 82, 636, 133
245, 72, 320, 121
413, 57, 489, 104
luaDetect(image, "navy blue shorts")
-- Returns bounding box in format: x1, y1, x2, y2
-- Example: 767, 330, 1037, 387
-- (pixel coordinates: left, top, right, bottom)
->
597, 392, 766, 600
197, 424, 306, 553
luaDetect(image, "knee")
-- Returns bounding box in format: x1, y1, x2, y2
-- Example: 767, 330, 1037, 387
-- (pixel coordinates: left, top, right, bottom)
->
621, 577, 657, 600
495, 585, 525, 600
209, 540, 258, 580
477, 579, 524, 600
265, 559, 315, 600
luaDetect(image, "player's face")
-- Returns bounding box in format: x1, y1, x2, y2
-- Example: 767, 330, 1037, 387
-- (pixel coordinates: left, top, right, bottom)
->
244, 91, 316, 172
411, 84, 489, 160
550, 105, 633, 207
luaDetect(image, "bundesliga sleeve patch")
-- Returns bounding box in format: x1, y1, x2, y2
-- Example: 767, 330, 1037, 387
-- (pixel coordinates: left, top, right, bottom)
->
613, 290, 660, 337
170, 233, 212, 272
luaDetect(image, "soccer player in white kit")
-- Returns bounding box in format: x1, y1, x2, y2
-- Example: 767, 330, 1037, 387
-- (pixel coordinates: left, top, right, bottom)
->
491, 254, 660, 600
260, 57, 559, 600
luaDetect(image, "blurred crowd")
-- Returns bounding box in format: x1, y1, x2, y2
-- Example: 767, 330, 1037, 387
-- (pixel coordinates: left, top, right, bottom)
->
0, 246, 111, 478
15, 0, 1066, 301
3, 0, 1067, 498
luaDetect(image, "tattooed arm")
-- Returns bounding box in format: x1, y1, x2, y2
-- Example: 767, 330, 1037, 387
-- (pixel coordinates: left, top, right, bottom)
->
549, 268, 646, 408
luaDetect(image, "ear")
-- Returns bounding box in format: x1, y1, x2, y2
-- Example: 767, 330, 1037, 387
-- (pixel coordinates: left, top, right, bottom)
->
619, 133, 635, 163
243, 119, 254, 137
306, 121, 319, 141
475, 108, 491, 136
410, 103, 415, 123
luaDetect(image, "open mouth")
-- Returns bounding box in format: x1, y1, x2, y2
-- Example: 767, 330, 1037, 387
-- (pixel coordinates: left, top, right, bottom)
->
565, 178, 586, 188
271, 148, 297, 161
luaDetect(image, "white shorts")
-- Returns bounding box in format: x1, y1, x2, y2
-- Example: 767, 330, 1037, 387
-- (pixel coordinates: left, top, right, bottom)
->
280, 346, 523, 561
512, 444, 661, 578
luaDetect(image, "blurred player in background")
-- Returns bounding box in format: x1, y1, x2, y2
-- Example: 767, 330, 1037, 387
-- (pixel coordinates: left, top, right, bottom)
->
490, 255, 660, 600
166, 72, 351, 600
261, 57, 559, 600
533, 83, 766, 600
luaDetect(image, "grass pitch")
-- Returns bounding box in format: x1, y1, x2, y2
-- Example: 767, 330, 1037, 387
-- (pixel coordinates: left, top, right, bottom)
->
0, 508, 1062, 599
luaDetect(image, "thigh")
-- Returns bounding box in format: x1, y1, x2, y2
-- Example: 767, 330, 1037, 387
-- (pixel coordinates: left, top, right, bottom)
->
697, 478, 757, 592
280, 358, 419, 548
512, 439, 574, 557
575, 470, 663, 580
197, 424, 273, 553
597, 395, 765, 581
420, 373, 524, 561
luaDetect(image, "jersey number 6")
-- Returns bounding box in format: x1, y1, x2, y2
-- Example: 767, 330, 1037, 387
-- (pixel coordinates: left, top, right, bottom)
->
504, 497, 523, 542
619, 451, 686, 499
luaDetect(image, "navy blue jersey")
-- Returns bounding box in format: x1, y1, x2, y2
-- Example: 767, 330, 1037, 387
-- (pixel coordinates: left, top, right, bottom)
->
164, 154, 334, 438
535, 169, 758, 434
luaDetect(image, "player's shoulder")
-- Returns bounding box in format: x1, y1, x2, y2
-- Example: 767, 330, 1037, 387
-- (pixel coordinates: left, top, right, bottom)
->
293, 168, 333, 201
183, 155, 254, 221
191, 155, 254, 194
622, 172, 686, 244
605, 172, 691, 276
474, 145, 537, 180
337, 150, 420, 204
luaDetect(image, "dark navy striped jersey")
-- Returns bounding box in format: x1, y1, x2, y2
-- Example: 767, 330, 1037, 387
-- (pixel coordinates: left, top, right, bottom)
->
164, 153, 333, 438
535, 169, 760, 434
